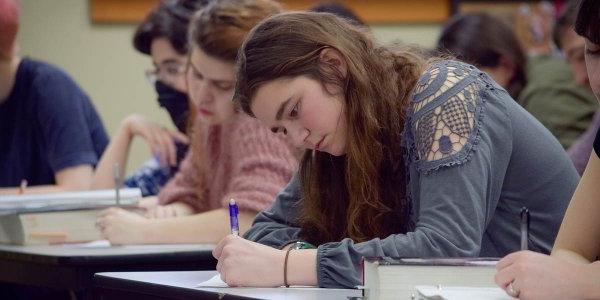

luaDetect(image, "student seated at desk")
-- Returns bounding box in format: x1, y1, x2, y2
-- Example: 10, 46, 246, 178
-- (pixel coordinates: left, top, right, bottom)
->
92, 0, 208, 198
0, 0, 109, 195
211, 11, 578, 288
437, 12, 597, 150
495, 1, 600, 299
96, 0, 298, 245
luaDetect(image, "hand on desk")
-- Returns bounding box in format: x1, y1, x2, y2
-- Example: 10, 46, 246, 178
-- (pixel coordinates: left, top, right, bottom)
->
97, 207, 150, 245
213, 235, 286, 287
495, 250, 600, 299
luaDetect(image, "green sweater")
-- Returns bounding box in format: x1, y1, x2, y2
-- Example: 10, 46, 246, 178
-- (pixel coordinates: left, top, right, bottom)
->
519, 55, 597, 149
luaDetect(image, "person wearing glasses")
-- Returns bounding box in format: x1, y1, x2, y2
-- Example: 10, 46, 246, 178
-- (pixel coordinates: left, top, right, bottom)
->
92, 0, 205, 216
95, 0, 298, 244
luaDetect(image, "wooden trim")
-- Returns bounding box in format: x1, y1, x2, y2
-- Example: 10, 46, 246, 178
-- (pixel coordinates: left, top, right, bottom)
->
90, 0, 451, 24
90, 0, 159, 24
279, 0, 450, 23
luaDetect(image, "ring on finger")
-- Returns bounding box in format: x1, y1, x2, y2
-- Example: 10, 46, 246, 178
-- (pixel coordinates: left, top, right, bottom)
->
507, 281, 520, 298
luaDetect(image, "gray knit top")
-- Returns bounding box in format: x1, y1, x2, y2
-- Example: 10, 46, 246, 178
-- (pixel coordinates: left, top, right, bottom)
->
244, 60, 578, 288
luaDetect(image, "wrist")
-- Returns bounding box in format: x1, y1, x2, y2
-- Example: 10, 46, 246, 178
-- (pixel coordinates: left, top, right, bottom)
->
283, 247, 293, 287
120, 117, 136, 139
285, 249, 318, 287
139, 219, 160, 243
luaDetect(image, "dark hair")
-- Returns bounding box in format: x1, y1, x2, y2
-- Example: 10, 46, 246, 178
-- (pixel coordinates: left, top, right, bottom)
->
553, 0, 579, 50
575, 0, 600, 44
235, 12, 431, 244
133, 0, 208, 55
437, 12, 527, 99
189, 0, 281, 62
309, 2, 365, 26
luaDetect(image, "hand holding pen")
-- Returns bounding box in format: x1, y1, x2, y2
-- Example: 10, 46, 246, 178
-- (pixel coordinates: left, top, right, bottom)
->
229, 198, 239, 236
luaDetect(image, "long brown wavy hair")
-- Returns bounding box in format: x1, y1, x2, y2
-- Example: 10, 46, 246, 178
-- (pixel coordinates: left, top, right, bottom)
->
234, 12, 432, 245
186, 0, 281, 201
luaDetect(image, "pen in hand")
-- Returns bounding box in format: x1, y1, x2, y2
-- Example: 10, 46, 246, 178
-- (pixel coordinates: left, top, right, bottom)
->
229, 198, 239, 236
114, 163, 121, 206
520, 207, 530, 250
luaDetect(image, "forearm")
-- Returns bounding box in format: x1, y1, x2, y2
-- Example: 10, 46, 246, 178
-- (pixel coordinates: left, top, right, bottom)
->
552, 248, 592, 264
91, 122, 133, 189
553, 153, 600, 261
142, 208, 255, 244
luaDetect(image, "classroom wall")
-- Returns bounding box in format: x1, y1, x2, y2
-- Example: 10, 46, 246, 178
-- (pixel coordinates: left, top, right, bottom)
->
17, 0, 442, 174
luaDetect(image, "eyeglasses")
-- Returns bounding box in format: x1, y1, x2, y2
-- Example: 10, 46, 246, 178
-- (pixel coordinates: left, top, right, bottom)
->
145, 62, 187, 86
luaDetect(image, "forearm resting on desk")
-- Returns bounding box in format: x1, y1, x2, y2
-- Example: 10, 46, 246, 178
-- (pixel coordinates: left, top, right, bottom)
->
213, 236, 318, 287
142, 208, 255, 244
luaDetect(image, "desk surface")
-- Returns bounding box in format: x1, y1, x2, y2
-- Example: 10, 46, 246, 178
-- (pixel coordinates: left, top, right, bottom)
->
0, 242, 214, 265
95, 271, 363, 300
0, 242, 217, 296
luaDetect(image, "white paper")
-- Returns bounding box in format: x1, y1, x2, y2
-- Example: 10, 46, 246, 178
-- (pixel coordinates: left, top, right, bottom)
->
74, 240, 111, 248
197, 274, 229, 287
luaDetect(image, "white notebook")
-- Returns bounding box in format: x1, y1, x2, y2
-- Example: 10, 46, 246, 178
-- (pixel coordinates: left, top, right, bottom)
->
0, 188, 141, 214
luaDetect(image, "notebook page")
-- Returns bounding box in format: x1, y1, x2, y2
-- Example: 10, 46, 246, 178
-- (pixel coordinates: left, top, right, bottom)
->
197, 274, 229, 287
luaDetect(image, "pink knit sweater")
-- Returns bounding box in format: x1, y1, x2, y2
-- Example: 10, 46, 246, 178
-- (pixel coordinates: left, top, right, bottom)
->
157, 114, 298, 213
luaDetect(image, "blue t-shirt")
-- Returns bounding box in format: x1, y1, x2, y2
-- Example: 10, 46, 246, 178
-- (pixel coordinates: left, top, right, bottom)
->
0, 58, 109, 187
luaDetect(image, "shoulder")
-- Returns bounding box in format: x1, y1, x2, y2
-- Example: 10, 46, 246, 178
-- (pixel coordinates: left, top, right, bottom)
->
406, 60, 494, 171
22, 58, 83, 91
411, 60, 485, 108
18, 59, 92, 112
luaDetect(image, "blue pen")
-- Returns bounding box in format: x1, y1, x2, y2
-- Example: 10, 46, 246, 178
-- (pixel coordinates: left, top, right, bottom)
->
520, 207, 530, 250
229, 198, 239, 236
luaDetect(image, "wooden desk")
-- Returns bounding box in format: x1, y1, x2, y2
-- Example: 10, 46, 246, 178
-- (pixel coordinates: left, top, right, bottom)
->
94, 270, 363, 300
0, 243, 216, 299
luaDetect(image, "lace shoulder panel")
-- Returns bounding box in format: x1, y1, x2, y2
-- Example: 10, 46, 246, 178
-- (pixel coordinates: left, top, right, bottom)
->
408, 61, 487, 169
